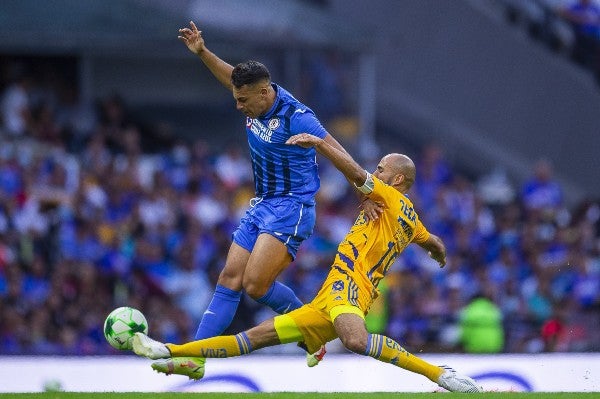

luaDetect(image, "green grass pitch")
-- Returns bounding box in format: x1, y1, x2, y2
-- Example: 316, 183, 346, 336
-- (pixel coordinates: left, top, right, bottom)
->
0, 393, 598, 399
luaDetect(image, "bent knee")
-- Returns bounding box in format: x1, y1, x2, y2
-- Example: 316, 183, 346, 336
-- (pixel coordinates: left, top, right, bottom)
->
244, 278, 272, 299
217, 268, 243, 290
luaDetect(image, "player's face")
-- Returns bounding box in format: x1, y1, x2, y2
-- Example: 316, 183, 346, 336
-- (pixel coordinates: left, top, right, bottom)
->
232, 84, 270, 118
373, 155, 401, 186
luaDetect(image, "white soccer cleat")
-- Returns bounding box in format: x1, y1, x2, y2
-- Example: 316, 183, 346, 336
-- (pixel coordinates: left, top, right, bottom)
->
306, 345, 327, 367
132, 332, 171, 359
437, 365, 483, 393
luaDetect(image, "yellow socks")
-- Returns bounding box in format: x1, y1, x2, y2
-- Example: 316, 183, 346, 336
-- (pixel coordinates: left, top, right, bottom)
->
165, 331, 443, 383
365, 334, 443, 382
167, 332, 253, 358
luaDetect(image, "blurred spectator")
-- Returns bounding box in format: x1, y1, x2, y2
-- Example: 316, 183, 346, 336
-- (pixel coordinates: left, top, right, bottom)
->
30, 102, 62, 144
214, 145, 253, 191
1, 66, 33, 137
97, 94, 129, 152
521, 158, 563, 213
458, 292, 505, 353
158, 242, 212, 324
55, 84, 97, 152
558, 0, 600, 69
414, 143, 452, 212
477, 168, 515, 206
541, 301, 566, 351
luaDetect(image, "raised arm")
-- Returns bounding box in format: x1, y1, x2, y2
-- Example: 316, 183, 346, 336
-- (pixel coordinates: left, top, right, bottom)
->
178, 21, 234, 91
286, 133, 367, 188
314, 133, 383, 220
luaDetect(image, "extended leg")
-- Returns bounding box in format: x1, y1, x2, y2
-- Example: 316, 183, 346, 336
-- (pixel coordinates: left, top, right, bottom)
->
133, 319, 283, 380
172, 319, 281, 358
334, 312, 482, 393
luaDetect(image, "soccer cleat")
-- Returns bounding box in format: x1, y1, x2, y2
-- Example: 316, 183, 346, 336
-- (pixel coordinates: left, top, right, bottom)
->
306, 345, 327, 367
132, 332, 171, 359
437, 365, 483, 393
151, 357, 206, 380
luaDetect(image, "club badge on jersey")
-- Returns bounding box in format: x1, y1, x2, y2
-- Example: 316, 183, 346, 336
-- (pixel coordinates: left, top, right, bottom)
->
268, 118, 280, 130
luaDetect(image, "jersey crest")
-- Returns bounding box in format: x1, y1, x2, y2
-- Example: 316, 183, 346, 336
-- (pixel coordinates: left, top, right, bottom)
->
268, 118, 280, 130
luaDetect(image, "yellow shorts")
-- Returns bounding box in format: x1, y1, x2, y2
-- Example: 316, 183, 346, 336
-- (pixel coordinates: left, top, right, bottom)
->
274, 265, 374, 353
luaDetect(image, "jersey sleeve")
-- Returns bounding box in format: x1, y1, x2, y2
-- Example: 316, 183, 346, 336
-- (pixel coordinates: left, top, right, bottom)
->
411, 218, 430, 244
290, 109, 328, 139
362, 175, 395, 203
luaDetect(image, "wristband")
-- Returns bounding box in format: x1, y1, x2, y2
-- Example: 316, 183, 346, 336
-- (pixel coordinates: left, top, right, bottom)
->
355, 171, 374, 194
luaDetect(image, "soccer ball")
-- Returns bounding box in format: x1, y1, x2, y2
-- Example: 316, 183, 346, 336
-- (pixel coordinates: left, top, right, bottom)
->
103, 306, 148, 350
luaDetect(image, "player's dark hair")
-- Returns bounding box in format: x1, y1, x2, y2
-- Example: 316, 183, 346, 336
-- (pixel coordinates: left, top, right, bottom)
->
231, 60, 271, 88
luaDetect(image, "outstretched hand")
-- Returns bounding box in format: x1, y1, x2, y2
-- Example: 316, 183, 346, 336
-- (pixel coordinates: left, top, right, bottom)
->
429, 251, 446, 268
286, 133, 323, 149
178, 21, 206, 55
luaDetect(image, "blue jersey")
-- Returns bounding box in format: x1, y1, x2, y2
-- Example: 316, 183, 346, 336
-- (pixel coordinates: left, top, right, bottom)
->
245, 83, 327, 204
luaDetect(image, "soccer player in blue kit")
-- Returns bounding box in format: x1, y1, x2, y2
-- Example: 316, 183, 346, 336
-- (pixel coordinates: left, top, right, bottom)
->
177, 21, 376, 367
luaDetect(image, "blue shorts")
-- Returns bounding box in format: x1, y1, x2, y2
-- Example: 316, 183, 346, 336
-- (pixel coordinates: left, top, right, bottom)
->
232, 196, 316, 260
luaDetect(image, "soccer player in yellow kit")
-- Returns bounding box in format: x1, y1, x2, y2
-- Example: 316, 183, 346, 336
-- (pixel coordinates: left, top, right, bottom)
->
131, 133, 483, 393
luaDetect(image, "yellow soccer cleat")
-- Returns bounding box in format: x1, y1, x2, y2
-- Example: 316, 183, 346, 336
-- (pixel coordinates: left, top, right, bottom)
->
306, 345, 327, 367
151, 357, 206, 380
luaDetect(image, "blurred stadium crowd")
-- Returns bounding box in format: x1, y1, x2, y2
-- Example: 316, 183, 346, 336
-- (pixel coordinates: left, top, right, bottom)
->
0, 56, 598, 357
499, 0, 600, 83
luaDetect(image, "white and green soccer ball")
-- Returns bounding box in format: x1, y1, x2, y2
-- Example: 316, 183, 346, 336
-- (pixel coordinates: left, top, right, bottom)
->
103, 306, 148, 350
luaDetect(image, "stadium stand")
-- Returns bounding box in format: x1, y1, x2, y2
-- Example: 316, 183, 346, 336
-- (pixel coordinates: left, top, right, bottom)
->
0, 0, 598, 356
0, 58, 598, 354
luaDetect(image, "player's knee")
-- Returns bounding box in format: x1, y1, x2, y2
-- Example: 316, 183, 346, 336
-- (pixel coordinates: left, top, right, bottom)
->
217, 269, 243, 290
339, 334, 367, 354
243, 278, 270, 299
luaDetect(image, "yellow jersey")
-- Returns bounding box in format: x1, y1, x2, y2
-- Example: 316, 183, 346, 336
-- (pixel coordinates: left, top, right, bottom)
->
333, 175, 430, 297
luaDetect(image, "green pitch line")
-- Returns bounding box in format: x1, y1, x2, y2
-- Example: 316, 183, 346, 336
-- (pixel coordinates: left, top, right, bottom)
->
0, 392, 599, 399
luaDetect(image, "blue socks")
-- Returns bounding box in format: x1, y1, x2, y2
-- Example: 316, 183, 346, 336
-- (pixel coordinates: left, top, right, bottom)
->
194, 284, 242, 340
194, 281, 302, 341
256, 281, 303, 314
